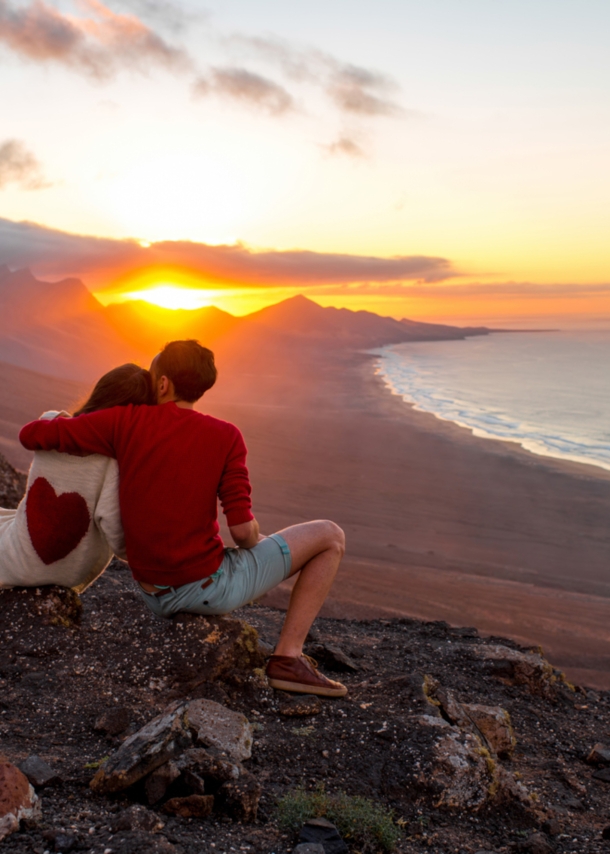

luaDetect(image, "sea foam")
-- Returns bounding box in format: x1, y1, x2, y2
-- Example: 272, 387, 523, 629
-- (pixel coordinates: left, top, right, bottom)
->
375, 330, 610, 472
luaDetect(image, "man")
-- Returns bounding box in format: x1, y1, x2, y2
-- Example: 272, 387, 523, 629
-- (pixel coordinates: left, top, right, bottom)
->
20, 340, 347, 697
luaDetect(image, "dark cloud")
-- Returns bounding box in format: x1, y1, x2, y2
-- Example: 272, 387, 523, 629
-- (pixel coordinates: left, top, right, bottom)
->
324, 136, 365, 158
0, 218, 456, 289
0, 139, 51, 190
0, 0, 190, 79
194, 67, 294, 115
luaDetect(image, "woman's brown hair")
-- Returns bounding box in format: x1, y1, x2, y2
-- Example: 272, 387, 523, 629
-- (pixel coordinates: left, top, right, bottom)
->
73, 364, 154, 416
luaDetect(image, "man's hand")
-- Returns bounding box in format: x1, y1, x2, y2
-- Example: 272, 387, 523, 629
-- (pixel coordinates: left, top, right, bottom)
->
229, 519, 261, 549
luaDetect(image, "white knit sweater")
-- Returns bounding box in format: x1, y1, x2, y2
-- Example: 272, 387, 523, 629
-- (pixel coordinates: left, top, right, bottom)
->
0, 412, 125, 592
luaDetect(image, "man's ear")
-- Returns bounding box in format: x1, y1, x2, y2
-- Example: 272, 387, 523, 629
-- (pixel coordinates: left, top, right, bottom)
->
157, 375, 171, 400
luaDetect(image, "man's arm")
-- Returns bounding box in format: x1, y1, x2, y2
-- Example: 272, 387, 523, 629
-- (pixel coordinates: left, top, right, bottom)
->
218, 426, 255, 534
20, 408, 121, 457
229, 519, 262, 549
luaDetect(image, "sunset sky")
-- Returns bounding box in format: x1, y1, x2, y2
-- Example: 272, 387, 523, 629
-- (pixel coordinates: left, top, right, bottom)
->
1, 0, 609, 325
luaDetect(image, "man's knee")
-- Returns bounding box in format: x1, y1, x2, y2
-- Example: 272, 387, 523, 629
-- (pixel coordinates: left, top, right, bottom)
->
320, 520, 345, 556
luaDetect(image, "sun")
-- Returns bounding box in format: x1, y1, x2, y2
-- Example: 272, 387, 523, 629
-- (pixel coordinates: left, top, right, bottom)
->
122, 285, 213, 311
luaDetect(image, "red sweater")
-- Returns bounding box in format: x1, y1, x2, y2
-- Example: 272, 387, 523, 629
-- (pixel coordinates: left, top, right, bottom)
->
19, 403, 254, 586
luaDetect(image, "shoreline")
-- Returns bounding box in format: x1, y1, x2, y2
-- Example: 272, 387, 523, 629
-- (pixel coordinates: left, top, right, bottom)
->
374, 336, 610, 478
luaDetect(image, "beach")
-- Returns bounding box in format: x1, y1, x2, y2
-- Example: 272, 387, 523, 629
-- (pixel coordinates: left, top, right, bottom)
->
203, 341, 610, 689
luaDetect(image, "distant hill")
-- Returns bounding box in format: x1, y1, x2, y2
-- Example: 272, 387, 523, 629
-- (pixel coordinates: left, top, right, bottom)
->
0, 268, 491, 382
0, 266, 146, 380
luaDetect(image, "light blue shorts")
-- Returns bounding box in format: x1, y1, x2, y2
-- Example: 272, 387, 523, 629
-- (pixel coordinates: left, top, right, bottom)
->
139, 533, 292, 619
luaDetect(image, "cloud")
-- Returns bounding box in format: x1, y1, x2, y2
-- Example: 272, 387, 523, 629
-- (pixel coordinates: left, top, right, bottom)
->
308, 280, 610, 300
193, 67, 294, 115
0, 217, 456, 289
0, 0, 190, 79
324, 136, 365, 158
104, 0, 205, 34
226, 34, 404, 118
0, 139, 51, 190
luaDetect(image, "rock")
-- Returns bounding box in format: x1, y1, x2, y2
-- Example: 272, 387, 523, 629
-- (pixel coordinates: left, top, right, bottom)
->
307, 643, 359, 673
587, 743, 610, 765
113, 804, 164, 833
18, 755, 61, 788
542, 818, 561, 836
258, 639, 275, 658
0, 760, 41, 841
94, 708, 133, 736
460, 703, 516, 758
186, 698, 253, 761
299, 818, 348, 854
602, 826, 610, 840
162, 794, 214, 818
592, 767, 610, 782
470, 644, 558, 698
166, 613, 264, 694
279, 694, 322, 717
523, 832, 554, 853
0, 586, 82, 629
293, 845, 326, 854
90, 701, 192, 794
145, 760, 181, 805
174, 746, 260, 820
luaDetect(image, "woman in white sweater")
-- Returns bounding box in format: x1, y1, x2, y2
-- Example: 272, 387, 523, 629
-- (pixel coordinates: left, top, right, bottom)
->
0, 364, 154, 592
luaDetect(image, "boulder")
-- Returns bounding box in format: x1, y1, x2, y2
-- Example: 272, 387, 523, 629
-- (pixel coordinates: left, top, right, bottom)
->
217, 773, 261, 821
469, 644, 558, 699
0, 760, 41, 841
0, 585, 82, 630
90, 702, 192, 794
93, 708, 133, 737
186, 698, 253, 761
458, 702, 515, 758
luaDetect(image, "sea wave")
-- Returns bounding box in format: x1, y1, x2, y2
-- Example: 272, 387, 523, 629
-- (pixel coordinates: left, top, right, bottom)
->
375, 342, 610, 473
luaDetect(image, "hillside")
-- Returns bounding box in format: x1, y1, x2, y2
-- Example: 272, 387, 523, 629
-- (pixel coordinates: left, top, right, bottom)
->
1, 560, 610, 854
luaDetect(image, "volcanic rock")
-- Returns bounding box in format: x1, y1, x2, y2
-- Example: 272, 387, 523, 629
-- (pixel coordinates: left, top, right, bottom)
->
90, 701, 192, 794
0, 759, 41, 841
279, 694, 322, 717
18, 754, 61, 788
470, 644, 559, 698
299, 818, 348, 854
186, 697, 253, 760
0, 585, 82, 629
587, 743, 610, 765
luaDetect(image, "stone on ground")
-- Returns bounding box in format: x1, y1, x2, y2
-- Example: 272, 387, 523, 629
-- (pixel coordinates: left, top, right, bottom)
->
0, 760, 41, 841
0, 585, 82, 629
279, 694, 322, 717
90, 702, 192, 794
299, 818, 349, 854
162, 794, 214, 818
18, 754, 61, 788
186, 698, 253, 760
470, 644, 559, 698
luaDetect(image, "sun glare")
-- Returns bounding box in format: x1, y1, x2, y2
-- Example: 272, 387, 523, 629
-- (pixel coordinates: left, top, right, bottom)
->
122, 285, 212, 311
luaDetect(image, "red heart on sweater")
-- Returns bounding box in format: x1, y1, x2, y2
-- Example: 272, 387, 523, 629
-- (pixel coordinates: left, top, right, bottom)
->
26, 477, 91, 565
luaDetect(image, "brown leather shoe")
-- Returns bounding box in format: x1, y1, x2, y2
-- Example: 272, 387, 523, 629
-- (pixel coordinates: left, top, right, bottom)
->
266, 654, 347, 698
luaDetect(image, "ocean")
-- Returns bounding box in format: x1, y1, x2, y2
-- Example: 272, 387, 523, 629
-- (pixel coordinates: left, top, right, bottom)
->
375, 329, 610, 472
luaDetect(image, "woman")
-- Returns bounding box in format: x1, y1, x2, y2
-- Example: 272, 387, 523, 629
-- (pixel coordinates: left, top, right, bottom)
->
0, 364, 154, 592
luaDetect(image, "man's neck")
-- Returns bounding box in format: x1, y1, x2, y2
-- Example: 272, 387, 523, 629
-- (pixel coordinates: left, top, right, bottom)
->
160, 397, 194, 409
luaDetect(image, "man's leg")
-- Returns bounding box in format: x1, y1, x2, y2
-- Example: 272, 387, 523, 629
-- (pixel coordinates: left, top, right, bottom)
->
271, 519, 345, 657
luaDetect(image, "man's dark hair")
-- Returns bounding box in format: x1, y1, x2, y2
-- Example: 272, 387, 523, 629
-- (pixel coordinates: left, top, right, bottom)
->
74, 364, 154, 416
156, 340, 217, 403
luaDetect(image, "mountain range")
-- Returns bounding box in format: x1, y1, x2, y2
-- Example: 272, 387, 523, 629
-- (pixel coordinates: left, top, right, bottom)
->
0, 265, 490, 382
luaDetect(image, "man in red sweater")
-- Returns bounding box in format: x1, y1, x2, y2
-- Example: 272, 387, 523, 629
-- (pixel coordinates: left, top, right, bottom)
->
20, 340, 346, 697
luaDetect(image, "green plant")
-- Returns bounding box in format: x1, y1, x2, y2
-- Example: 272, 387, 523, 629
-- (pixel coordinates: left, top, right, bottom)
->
276, 784, 401, 852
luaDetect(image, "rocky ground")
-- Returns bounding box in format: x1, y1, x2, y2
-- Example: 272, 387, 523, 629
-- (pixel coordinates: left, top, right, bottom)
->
2, 458, 610, 854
